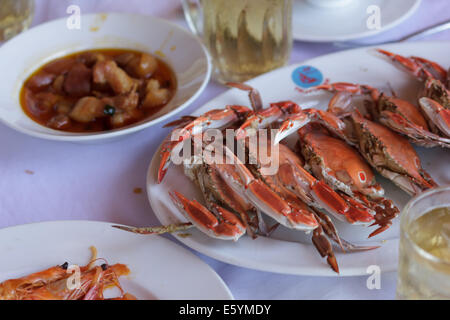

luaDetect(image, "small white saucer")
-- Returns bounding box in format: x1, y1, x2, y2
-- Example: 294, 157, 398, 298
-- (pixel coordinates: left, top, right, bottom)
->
293, 0, 421, 42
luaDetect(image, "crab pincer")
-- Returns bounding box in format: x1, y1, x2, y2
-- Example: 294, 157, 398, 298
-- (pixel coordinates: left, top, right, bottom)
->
169, 191, 247, 241
235, 101, 303, 140
377, 49, 447, 83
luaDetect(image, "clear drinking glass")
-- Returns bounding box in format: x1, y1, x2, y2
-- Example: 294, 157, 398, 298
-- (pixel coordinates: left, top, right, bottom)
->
182, 0, 293, 84
396, 186, 450, 300
0, 0, 34, 42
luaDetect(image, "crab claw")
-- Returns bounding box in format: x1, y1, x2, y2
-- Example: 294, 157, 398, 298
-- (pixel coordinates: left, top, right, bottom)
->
312, 227, 339, 274
411, 56, 448, 83
236, 101, 302, 140
274, 109, 349, 145
313, 82, 362, 93
367, 198, 399, 238
419, 97, 450, 138
158, 105, 251, 183
303, 177, 374, 225
274, 112, 312, 145
169, 191, 246, 241
227, 82, 263, 111
158, 140, 182, 183
376, 49, 433, 81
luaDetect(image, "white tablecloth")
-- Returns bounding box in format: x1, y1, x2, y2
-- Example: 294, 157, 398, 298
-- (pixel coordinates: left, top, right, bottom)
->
2, 0, 449, 299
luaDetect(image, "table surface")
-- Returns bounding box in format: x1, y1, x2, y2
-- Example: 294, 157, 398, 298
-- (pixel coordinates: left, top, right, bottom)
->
2, 0, 449, 300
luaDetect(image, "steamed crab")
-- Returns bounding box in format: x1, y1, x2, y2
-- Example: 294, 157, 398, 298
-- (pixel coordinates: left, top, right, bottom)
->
122, 85, 409, 273
301, 81, 450, 149
158, 108, 379, 272
116, 81, 426, 273
272, 98, 438, 196
376, 49, 450, 140
297, 124, 398, 236
234, 97, 402, 236
232, 84, 436, 197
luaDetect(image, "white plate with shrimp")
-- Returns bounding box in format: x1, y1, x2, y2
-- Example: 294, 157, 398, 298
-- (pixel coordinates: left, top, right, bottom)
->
0, 221, 233, 300
148, 41, 450, 276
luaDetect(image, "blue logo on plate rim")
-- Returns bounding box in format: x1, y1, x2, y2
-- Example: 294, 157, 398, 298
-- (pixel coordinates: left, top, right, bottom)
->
292, 65, 324, 89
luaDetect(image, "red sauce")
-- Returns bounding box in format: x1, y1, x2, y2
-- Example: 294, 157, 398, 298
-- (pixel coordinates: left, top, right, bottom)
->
20, 49, 177, 133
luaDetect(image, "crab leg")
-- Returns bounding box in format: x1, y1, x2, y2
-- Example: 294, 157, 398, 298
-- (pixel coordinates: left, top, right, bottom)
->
227, 82, 263, 111
158, 105, 251, 183
169, 191, 246, 241
311, 224, 339, 273
376, 49, 436, 81
377, 49, 449, 104
112, 223, 194, 235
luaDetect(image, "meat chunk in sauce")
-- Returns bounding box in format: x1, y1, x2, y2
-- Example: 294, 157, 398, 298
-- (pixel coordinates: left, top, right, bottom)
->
102, 91, 139, 112
26, 72, 56, 91
21, 49, 175, 133
126, 53, 158, 78
69, 97, 105, 123
93, 60, 135, 95
25, 90, 61, 117
77, 51, 106, 67
142, 79, 171, 109
43, 58, 76, 74
64, 63, 92, 96
110, 109, 141, 128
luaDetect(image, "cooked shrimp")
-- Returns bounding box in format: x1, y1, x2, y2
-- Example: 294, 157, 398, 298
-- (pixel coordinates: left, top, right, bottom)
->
0, 247, 132, 300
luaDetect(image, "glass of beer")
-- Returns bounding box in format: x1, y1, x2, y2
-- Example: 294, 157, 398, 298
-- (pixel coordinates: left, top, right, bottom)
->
0, 0, 34, 42
396, 186, 450, 299
182, 0, 293, 83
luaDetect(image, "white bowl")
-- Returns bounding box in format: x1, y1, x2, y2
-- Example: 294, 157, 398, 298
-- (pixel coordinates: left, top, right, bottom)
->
0, 13, 211, 143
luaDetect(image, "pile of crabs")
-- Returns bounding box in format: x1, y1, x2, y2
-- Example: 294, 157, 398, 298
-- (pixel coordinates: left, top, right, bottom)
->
126, 50, 449, 273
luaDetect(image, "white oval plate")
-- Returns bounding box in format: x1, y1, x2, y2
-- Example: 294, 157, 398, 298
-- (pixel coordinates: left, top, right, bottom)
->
0, 221, 233, 300
0, 13, 211, 143
293, 0, 421, 42
148, 41, 450, 276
